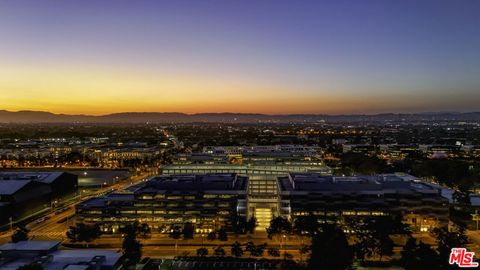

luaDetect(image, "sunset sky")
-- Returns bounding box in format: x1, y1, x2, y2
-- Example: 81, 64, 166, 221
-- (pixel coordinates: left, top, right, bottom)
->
0, 0, 479, 115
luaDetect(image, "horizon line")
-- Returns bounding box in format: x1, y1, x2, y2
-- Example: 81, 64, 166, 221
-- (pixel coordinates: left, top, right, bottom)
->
1, 109, 479, 117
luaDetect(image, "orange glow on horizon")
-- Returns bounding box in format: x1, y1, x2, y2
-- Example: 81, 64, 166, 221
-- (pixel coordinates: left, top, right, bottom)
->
0, 64, 452, 115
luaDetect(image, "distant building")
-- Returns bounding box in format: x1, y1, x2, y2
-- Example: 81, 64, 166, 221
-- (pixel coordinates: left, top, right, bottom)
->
172, 153, 229, 165
278, 173, 449, 232
49, 146, 72, 159
342, 144, 377, 154
202, 145, 322, 165
76, 173, 248, 233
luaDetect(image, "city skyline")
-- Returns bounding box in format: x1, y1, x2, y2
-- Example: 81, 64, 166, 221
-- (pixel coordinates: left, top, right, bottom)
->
1, 0, 480, 114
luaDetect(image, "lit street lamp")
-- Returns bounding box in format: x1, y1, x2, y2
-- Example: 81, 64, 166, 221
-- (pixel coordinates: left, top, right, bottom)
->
473, 210, 479, 231
51, 199, 58, 210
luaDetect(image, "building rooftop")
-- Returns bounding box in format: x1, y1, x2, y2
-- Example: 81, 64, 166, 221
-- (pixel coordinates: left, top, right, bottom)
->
0, 240, 60, 252
137, 173, 247, 192
0, 180, 33, 195
49, 250, 121, 269
0, 241, 120, 270
0, 172, 66, 184
78, 193, 135, 208
279, 173, 441, 195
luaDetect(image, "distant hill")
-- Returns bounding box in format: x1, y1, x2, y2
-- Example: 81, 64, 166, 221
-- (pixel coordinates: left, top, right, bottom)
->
1, 110, 480, 123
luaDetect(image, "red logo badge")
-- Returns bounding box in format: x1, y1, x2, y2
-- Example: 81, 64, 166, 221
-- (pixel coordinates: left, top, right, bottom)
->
449, 248, 479, 268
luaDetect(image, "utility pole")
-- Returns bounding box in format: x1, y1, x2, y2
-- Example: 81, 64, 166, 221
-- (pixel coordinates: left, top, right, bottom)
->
474, 210, 479, 231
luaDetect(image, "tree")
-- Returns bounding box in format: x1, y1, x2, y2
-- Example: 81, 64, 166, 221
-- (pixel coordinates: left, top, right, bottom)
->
138, 223, 151, 238
352, 216, 405, 261
207, 231, 216, 241
218, 227, 228, 241
340, 152, 386, 175
252, 243, 267, 257
182, 222, 194, 240
214, 246, 226, 257
246, 216, 257, 233
293, 214, 320, 236
231, 215, 246, 234
245, 242, 266, 257
245, 241, 256, 257
122, 223, 142, 268
400, 237, 417, 270
453, 188, 471, 207
17, 263, 43, 270
415, 242, 441, 269
308, 224, 353, 270
266, 216, 292, 239
196, 247, 208, 257
168, 225, 182, 255
400, 236, 440, 270
299, 244, 310, 262
377, 235, 394, 262
231, 241, 244, 257
413, 159, 473, 188
169, 225, 182, 240
433, 226, 469, 268
268, 247, 281, 257
66, 223, 101, 247
11, 226, 29, 243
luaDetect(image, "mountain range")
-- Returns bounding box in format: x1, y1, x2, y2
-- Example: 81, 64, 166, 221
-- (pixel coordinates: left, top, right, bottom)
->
1, 110, 480, 123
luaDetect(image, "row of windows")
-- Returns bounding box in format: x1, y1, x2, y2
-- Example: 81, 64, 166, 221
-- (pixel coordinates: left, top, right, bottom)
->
140, 194, 234, 200
133, 202, 232, 207
116, 210, 232, 215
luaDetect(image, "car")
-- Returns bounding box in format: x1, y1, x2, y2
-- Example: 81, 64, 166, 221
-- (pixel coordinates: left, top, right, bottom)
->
35, 217, 45, 223
55, 207, 69, 214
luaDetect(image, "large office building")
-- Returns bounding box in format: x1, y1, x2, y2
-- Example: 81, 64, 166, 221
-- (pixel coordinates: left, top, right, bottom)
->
0, 172, 78, 227
278, 173, 449, 232
160, 163, 330, 230
75, 171, 450, 233
76, 173, 248, 233
169, 144, 327, 229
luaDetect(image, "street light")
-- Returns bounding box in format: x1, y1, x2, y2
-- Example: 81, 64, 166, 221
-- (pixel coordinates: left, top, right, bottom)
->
473, 210, 479, 231
51, 199, 58, 210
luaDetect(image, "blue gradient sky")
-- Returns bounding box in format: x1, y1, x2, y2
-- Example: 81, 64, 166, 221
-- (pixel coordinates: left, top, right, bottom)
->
0, 0, 479, 114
